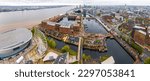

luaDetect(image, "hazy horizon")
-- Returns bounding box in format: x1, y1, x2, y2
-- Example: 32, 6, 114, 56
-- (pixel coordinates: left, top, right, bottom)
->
0, 0, 149, 6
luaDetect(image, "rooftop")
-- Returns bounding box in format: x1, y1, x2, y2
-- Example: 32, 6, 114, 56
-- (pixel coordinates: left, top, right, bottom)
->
137, 30, 150, 37
43, 52, 58, 62
53, 53, 68, 64
60, 23, 72, 28
133, 25, 145, 30
59, 17, 74, 26
0, 28, 32, 50
101, 56, 115, 64
47, 21, 56, 26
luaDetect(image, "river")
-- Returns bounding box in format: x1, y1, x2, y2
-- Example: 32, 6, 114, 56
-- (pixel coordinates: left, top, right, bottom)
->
83, 18, 134, 64
0, 6, 74, 31
83, 19, 107, 34
48, 16, 134, 64
0, 6, 134, 64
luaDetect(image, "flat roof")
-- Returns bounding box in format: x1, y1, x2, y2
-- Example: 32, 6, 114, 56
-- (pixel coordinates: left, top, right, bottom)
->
59, 17, 74, 27
43, 52, 58, 62
138, 30, 150, 37
60, 23, 71, 28
53, 53, 68, 64
138, 30, 146, 35
101, 56, 115, 64
133, 26, 145, 30
47, 21, 56, 26
0, 28, 32, 51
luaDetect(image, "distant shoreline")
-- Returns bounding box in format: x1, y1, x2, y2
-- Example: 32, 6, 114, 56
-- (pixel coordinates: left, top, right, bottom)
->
0, 6, 67, 13
0, 6, 72, 32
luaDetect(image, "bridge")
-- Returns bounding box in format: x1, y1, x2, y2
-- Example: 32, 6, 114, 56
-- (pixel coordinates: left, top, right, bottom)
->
77, 37, 83, 64
85, 17, 94, 20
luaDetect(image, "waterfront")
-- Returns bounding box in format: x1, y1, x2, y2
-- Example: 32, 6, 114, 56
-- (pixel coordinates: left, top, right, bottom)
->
84, 18, 107, 34
0, 6, 134, 64
48, 37, 134, 64
47, 15, 134, 64
0, 6, 74, 31
84, 17, 134, 64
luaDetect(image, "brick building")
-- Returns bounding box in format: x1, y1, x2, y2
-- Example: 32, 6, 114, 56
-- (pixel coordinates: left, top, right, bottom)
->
40, 15, 81, 35
133, 30, 150, 45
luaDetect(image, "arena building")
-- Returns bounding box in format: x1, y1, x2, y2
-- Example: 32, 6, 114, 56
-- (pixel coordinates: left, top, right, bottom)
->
0, 28, 32, 59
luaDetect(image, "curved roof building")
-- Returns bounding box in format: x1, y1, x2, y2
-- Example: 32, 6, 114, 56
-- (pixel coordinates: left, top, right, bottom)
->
0, 28, 32, 59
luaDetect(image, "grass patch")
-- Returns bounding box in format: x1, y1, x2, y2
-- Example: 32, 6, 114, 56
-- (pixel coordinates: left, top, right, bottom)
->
99, 55, 110, 62
144, 57, 150, 64
61, 45, 77, 56
70, 61, 78, 64
130, 41, 143, 54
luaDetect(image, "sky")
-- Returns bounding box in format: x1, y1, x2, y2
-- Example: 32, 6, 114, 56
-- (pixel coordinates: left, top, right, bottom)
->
0, 0, 149, 6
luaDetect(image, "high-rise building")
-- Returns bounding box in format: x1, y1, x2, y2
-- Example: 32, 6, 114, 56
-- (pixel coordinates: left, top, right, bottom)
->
83, 9, 86, 17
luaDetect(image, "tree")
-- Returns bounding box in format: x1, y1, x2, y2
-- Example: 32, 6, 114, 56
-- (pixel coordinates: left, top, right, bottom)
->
87, 55, 91, 61
31, 27, 35, 36
61, 45, 70, 53
82, 53, 86, 61
61, 45, 77, 56
130, 41, 143, 54
51, 39, 56, 48
68, 49, 77, 56
47, 38, 57, 49
82, 54, 91, 62
95, 40, 101, 43
99, 55, 110, 62
144, 57, 150, 64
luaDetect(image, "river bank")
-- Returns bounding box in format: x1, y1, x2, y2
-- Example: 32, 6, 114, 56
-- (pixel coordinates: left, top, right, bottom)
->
0, 6, 74, 32
0, 21, 39, 32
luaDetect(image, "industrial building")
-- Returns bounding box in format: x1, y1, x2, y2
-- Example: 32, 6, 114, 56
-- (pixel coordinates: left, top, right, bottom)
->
132, 26, 150, 45
40, 14, 81, 35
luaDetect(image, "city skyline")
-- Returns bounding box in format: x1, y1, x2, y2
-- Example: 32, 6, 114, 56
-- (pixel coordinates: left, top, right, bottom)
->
0, 0, 149, 6
0, 5, 150, 64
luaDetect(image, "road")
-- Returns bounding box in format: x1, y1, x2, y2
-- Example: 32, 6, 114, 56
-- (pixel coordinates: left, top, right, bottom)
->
92, 15, 142, 64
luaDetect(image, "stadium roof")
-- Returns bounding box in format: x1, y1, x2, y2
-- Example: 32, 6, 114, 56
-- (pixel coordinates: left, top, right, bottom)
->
0, 28, 32, 51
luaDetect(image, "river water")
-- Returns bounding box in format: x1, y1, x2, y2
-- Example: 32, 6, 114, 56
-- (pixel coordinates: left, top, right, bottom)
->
0, 6, 74, 28
0, 6, 134, 64
83, 19, 107, 34
49, 16, 133, 64
83, 18, 134, 64
48, 17, 134, 64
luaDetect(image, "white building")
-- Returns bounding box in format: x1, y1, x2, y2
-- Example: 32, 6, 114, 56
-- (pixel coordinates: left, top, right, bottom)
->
0, 28, 32, 59
43, 52, 58, 62
101, 56, 115, 64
